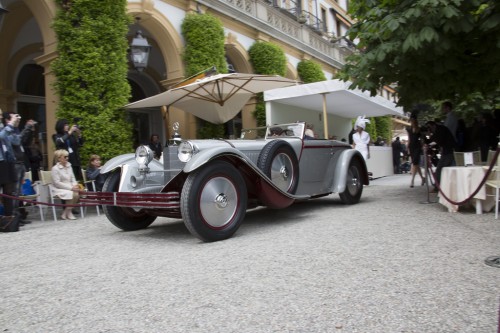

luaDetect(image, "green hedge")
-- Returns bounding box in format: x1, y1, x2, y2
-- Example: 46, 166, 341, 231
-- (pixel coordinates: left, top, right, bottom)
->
52, 0, 133, 162
181, 13, 226, 137
248, 41, 287, 126
297, 60, 326, 83
182, 13, 227, 76
374, 116, 392, 145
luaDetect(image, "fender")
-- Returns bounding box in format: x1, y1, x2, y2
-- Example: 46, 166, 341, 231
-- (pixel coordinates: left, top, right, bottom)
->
183, 146, 255, 173
100, 153, 135, 174
101, 153, 164, 175
171, 147, 309, 209
331, 149, 368, 193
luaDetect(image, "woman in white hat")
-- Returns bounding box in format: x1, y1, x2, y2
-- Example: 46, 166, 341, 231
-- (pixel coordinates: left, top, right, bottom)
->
352, 116, 371, 161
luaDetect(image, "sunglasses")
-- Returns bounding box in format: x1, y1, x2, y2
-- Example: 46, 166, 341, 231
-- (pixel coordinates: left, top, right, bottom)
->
63, 156, 69, 159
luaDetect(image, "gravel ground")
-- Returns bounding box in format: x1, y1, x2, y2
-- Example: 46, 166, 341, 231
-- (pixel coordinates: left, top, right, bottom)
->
1, 174, 499, 333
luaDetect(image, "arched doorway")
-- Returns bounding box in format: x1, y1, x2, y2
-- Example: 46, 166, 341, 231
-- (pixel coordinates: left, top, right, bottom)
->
16, 63, 48, 170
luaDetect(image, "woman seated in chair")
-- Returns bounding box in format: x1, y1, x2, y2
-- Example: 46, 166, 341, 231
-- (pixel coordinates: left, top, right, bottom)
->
51, 149, 80, 220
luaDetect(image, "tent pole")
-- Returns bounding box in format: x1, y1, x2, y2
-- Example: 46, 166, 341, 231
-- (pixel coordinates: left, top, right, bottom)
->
322, 93, 328, 139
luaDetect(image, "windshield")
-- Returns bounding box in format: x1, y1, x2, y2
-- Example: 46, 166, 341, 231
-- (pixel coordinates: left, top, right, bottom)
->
240, 122, 305, 140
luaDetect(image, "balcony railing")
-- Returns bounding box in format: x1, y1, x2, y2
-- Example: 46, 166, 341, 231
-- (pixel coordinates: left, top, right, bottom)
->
203, 0, 351, 68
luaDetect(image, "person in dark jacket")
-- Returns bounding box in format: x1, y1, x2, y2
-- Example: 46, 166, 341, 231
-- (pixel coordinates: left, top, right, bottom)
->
426, 121, 456, 193
86, 154, 105, 191
52, 119, 84, 181
392, 137, 402, 174
1, 112, 36, 226
148, 134, 163, 160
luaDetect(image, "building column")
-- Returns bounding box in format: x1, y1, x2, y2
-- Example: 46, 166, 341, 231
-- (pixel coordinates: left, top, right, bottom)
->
34, 50, 58, 166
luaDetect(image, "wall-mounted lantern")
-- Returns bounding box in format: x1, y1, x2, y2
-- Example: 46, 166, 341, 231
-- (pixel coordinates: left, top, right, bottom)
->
129, 29, 152, 72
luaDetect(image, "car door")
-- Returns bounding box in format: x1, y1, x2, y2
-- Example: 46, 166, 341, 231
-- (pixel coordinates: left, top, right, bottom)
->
296, 140, 334, 195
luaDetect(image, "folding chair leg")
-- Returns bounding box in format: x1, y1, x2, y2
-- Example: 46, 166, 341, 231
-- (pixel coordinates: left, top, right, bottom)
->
496, 189, 499, 220
52, 205, 58, 222
38, 205, 44, 222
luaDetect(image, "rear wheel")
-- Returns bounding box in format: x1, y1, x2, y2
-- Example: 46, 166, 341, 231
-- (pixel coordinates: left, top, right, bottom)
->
181, 161, 247, 242
257, 140, 299, 194
102, 171, 156, 231
339, 158, 364, 204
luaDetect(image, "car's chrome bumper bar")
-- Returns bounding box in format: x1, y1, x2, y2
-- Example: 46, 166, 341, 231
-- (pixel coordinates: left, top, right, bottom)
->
80, 191, 180, 209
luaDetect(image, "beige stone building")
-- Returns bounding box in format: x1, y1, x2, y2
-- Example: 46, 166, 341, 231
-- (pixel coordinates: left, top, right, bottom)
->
0, 0, 399, 167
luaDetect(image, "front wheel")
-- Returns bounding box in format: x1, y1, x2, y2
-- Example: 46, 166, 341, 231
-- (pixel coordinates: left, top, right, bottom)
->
102, 171, 156, 231
339, 158, 364, 204
181, 161, 247, 242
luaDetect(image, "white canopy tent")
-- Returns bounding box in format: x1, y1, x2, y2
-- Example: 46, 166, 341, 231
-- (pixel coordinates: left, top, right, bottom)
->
264, 79, 404, 139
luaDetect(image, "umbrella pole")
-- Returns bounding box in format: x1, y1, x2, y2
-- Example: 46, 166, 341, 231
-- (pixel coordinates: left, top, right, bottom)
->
322, 93, 329, 139
162, 105, 169, 144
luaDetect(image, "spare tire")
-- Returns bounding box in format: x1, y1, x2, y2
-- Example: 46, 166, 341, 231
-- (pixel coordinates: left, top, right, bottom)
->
257, 140, 299, 194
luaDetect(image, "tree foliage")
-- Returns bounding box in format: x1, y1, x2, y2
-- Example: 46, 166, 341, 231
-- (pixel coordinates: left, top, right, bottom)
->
338, 0, 500, 109
52, 0, 133, 162
297, 60, 327, 83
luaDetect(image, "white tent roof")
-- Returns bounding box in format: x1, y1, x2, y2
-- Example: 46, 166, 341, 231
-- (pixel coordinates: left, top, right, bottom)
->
264, 79, 403, 118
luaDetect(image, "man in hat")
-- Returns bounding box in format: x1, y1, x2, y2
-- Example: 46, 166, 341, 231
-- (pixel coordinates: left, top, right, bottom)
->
352, 116, 371, 161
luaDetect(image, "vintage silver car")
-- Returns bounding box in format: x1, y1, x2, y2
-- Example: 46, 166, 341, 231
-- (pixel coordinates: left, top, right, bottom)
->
82, 122, 369, 242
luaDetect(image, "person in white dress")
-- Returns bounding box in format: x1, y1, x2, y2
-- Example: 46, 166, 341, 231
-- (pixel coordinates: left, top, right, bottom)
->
352, 116, 371, 160
51, 149, 80, 220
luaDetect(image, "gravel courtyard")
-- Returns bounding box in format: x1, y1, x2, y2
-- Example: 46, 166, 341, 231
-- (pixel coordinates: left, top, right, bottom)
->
1, 174, 499, 333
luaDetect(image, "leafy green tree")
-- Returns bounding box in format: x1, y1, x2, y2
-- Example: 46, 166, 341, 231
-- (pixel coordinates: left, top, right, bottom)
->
52, 0, 133, 162
338, 0, 500, 109
297, 60, 327, 83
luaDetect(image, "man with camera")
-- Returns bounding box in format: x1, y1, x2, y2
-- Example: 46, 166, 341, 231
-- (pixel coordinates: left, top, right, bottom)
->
53, 118, 84, 181
1, 112, 37, 227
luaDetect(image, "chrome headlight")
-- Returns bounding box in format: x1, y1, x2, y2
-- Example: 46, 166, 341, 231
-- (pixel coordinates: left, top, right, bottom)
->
135, 145, 154, 166
178, 141, 195, 162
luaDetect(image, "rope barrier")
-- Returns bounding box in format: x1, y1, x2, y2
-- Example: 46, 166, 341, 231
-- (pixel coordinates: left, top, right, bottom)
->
0, 191, 99, 208
426, 147, 499, 206
2, 149, 497, 210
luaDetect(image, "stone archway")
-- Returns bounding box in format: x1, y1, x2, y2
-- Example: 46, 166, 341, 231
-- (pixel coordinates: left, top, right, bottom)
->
127, 2, 189, 141
225, 34, 256, 133
127, 2, 184, 86
225, 33, 253, 74
285, 62, 298, 80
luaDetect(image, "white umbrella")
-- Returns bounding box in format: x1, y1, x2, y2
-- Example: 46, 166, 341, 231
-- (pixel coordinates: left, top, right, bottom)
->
125, 73, 298, 124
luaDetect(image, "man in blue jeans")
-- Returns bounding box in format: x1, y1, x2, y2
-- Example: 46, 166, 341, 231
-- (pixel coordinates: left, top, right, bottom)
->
2, 112, 36, 225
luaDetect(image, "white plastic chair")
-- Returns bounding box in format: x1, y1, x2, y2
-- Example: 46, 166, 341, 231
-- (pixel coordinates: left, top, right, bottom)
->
19, 171, 45, 221
39, 170, 84, 221
81, 168, 100, 216
485, 150, 500, 219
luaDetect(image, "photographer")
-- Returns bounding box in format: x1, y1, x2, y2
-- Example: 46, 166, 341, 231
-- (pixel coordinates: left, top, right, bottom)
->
53, 118, 84, 181
1, 112, 36, 227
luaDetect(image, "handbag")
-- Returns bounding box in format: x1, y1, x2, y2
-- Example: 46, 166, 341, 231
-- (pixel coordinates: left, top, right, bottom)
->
0, 215, 20, 232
